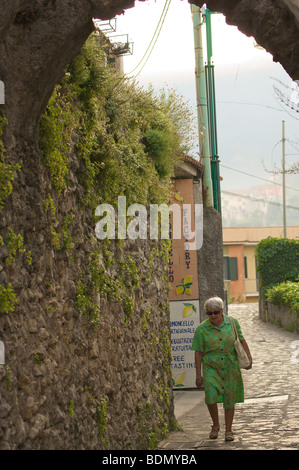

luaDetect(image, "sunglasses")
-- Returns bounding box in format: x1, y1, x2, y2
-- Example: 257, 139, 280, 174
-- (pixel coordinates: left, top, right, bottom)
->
206, 310, 221, 316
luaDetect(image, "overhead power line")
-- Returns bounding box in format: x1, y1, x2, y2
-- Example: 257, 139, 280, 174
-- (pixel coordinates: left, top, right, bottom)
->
220, 164, 299, 193
222, 190, 299, 211
217, 100, 283, 113
126, 0, 171, 78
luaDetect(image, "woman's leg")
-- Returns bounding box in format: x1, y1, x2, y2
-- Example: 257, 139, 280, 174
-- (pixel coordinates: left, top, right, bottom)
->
224, 407, 235, 432
207, 403, 219, 427
207, 403, 220, 438
224, 406, 235, 441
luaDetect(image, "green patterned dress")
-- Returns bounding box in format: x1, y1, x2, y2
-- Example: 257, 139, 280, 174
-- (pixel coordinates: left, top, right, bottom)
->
192, 314, 244, 409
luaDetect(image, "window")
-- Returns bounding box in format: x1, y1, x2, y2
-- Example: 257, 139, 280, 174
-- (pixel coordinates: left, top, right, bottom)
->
224, 257, 238, 281
244, 256, 248, 279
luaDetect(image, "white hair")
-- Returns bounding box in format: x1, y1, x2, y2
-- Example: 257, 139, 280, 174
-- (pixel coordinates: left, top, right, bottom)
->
204, 296, 224, 311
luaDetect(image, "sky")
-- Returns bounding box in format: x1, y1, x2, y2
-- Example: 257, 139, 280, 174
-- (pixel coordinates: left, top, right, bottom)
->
100, 0, 299, 224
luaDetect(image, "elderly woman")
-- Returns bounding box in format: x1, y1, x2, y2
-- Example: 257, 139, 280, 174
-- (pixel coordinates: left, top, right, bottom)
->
191, 296, 252, 442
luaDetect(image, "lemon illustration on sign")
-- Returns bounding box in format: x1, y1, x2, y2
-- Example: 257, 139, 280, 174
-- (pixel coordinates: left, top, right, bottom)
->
175, 285, 184, 295
174, 190, 184, 203
173, 372, 185, 387
183, 303, 197, 317
175, 276, 193, 296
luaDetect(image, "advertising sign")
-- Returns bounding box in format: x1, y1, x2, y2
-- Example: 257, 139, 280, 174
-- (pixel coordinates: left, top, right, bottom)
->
170, 300, 199, 388
168, 178, 200, 388
168, 179, 199, 302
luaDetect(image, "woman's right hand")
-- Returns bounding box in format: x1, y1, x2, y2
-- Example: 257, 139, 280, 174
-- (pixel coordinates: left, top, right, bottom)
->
195, 375, 203, 388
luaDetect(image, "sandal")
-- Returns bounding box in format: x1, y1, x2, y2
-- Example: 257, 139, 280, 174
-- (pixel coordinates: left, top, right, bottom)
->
209, 425, 220, 439
225, 431, 234, 441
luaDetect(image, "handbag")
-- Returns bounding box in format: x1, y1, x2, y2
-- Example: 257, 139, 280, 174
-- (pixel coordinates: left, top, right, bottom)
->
229, 316, 250, 369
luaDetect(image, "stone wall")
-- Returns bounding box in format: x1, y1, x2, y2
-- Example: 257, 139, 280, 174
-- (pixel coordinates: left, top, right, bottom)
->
0, 141, 174, 450
259, 300, 299, 333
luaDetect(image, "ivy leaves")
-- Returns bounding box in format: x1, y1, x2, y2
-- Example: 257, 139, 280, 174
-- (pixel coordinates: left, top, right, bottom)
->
266, 280, 299, 314
256, 237, 299, 298
39, 33, 194, 211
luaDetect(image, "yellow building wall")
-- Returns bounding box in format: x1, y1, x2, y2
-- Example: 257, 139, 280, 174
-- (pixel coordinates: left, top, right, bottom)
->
243, 245, 259, 301
228, 244, 245, 303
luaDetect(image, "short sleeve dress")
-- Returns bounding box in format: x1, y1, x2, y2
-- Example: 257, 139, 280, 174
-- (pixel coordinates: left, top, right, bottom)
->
191, 314, 244, 409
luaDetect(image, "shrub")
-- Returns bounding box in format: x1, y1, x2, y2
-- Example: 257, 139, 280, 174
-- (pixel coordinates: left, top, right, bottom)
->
255, 237, 299, 297
265, 280, 299, 314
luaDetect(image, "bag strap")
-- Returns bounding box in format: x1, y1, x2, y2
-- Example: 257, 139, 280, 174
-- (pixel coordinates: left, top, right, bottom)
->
229, 316, 238, 340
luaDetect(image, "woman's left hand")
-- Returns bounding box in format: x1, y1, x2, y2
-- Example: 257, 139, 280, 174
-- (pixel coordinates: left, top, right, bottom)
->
240, 340, 252, 370
245, 356, 253, 370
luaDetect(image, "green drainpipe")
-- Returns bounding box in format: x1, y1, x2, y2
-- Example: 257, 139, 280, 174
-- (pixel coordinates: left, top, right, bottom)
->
191, 4, 214, 208
205, 8, 221, 215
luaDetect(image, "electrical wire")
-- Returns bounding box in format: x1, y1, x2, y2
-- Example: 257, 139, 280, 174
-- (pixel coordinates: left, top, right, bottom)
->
217, 100, 283, 112
127, 0, 171, 76
220, 164, 299, 193
126, 0, 172, 78
222, 190, 299, 211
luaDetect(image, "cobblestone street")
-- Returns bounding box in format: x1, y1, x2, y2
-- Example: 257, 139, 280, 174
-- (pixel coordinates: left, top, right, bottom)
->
158, 303, 299, 451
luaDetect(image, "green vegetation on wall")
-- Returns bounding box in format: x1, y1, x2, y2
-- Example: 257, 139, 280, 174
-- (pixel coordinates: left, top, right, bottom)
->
39, 33, 195, 211
74, 238, 141, 326
0, 227, 32, 314
0, 112, 21, 211
37, 31, 195, 330
256, 237, 299, 314
255, 237, 299, 297
265, 280, 299, 314
38, 31, 194, 327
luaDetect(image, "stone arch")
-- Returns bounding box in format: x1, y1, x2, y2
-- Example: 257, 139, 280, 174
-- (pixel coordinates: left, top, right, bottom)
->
195, 0, 299, 79
0, 1, 298, 146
